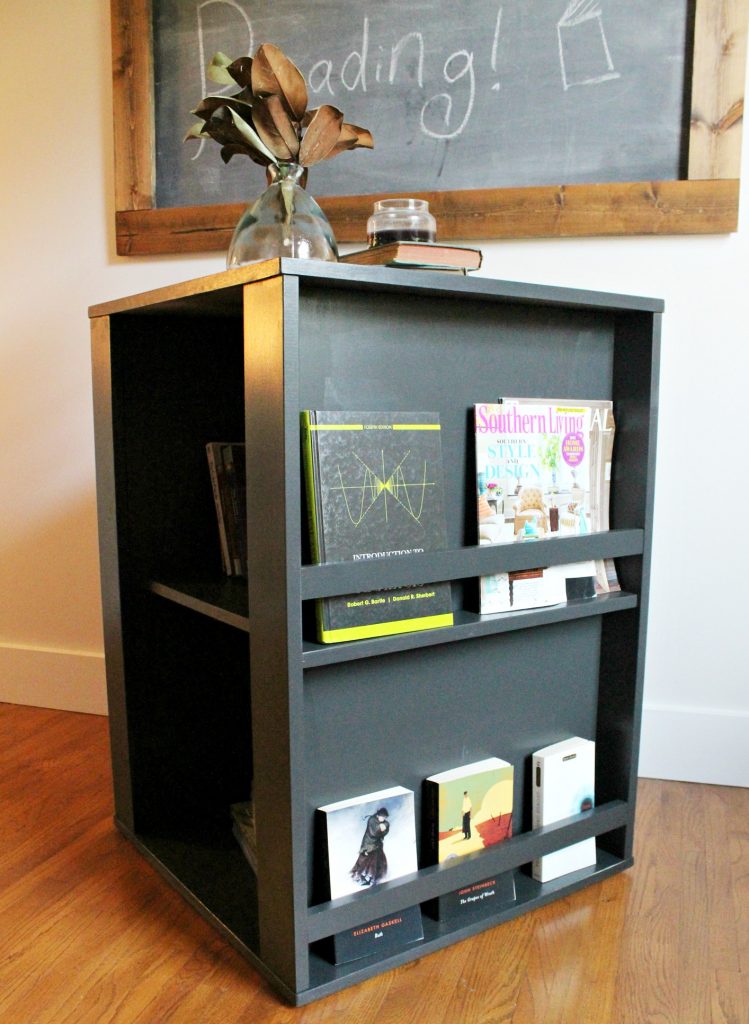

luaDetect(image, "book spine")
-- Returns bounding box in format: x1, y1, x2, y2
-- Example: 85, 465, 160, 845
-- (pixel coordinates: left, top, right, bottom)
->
422, 780, 440, 866
300, 411, 329, 638
222, 444, 245, 576
531, 754, 544, 881
206, 443, 232, 575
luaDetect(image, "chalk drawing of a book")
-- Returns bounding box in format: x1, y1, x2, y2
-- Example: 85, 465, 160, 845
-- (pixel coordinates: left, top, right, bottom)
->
557, 1, 621, 90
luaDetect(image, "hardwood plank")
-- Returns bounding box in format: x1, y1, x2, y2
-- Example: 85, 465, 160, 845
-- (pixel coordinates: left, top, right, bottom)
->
115, 179, 741, 256
689, 0, 748, 180
610, 780, 682, 1023
703, 786, 744, 972
726, 784, 749, 977
677, 783, 712, 1023
1, 708, 747, 1022
110, 0, 155, 210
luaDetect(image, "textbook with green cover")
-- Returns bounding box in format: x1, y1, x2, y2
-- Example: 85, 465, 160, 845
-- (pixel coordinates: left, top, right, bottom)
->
301, 410, 453, 643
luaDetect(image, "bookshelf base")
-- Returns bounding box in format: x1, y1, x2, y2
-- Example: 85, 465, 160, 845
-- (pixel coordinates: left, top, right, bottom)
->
115, 818, 631, 1007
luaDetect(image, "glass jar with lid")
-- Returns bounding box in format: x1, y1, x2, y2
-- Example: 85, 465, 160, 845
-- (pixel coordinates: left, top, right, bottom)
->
366, 198, 437, 247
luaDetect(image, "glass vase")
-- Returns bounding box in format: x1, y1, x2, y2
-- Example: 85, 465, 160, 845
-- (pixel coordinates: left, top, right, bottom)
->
226, 162, 338, 268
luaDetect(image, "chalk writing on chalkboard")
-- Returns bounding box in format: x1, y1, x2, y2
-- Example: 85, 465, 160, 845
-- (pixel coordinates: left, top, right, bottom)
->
153, 0, 690, 209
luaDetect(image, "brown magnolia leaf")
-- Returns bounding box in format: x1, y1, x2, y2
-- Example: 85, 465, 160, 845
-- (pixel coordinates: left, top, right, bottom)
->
319, 122, 374, 160
221, 143, 272, 167
198, 106, 275, 163
225, 107, 277, 161
252, 94, 300, 160
299, 105, 344, 166
220, 143, 249, 163
184, 121, 209, 142
227, 56, 253, 87
201, 106, 245, 147
192, 95, 254, 123
251, 43, 307, 121
344, 123, 374, 149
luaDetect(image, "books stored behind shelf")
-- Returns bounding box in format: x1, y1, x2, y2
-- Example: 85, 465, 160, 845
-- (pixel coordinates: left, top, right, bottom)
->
422, 757, 516, 921
474, 398, 618, 615
532, 736, 596, 883
317, 786, 423, 964
430, 873, 517, 923
301, 410, 453, 644
339, 241, 482, 272
206, 442, 247, 577
230, 799, 257, 874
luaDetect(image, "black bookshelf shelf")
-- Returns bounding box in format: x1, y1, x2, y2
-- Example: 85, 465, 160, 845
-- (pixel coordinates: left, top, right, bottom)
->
301, 591, 639, 667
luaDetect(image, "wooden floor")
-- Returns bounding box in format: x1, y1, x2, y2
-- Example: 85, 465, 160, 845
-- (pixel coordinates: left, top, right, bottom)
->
1, 703, 747, 1024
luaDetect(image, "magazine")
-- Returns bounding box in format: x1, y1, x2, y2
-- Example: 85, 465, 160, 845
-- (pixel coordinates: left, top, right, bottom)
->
475, 398, 618, 613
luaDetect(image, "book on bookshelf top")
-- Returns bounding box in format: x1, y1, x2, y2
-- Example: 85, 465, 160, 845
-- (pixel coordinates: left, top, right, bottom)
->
339, 240, 482, 271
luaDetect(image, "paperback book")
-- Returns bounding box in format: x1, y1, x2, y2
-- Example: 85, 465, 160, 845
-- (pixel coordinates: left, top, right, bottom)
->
317, 786, 423, 964
422, 757, 516, 921
206, 441, 247, 577
302, 410, 453, 643
531, 736, 597, 883
474, 398, 617, 614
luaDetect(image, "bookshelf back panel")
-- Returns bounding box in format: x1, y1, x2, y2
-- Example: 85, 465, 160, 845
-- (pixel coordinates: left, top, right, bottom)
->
122, 594, 253, 833
110, 313, 246, 583
302, 615, 603, 899
295, 288, 616, 548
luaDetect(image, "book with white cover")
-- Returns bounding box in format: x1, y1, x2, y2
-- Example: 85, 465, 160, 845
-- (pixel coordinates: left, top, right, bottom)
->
532, 736, 596, 882
317, 784, 423, 964
318, 785, 419, 899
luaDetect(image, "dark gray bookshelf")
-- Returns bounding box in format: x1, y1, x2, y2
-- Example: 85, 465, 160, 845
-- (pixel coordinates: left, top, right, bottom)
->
90, 258, 660, 1006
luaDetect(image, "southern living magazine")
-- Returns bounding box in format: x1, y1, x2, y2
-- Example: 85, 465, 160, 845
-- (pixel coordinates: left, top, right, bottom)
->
474, 399, 617, 613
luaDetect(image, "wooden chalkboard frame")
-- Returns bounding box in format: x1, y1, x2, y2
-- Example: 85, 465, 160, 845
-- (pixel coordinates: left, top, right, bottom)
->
111, 0, 747, 255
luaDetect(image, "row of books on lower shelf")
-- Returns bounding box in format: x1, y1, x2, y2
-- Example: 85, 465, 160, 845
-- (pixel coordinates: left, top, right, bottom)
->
208, 395, 620, 643
231, 736, 595, 966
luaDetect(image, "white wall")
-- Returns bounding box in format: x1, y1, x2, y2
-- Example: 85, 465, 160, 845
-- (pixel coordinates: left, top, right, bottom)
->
1, 0, 747, 783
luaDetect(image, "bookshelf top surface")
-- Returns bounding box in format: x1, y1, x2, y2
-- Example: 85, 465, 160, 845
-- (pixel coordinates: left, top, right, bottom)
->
88, 258, 664, 320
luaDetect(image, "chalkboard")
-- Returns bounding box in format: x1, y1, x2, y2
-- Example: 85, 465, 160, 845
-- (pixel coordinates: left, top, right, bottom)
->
153, 0, 691, 208
111, 0, 747, 254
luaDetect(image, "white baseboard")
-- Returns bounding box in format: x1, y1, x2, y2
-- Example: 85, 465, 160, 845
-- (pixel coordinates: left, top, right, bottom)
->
0, 643, 107, 716
639, 704, 749, 787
